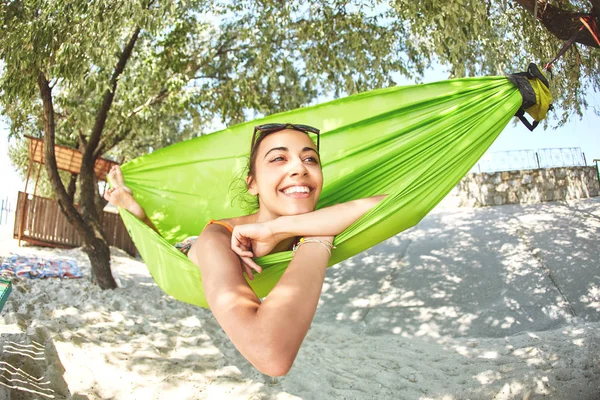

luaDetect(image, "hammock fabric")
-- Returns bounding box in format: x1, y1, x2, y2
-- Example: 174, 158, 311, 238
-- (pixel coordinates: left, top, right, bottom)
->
119, 74, 548, 308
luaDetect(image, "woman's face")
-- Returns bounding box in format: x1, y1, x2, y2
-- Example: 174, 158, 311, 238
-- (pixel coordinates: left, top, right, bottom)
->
248, 129, 323, 219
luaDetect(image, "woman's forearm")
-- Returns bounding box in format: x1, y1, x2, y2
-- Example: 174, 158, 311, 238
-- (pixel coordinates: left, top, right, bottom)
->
270, 195, 387, 240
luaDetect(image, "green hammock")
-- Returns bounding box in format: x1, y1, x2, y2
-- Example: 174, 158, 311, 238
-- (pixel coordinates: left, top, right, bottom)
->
119, 75, 536, 308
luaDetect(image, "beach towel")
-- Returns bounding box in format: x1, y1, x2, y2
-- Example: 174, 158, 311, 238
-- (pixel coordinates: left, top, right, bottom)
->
0, 255, 82, 279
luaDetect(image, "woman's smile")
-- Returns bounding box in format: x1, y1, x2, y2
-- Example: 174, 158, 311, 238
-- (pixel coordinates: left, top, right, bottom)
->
280, 185, 313, 199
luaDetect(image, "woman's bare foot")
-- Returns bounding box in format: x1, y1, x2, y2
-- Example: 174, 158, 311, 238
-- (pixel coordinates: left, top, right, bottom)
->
107, 166, 132, 194
104, 187, 147, 221
104, 165, 159, 232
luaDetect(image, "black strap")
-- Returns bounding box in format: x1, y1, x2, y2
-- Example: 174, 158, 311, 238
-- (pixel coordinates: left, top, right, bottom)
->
506, 63, 552, 131
515, 109, 539, 131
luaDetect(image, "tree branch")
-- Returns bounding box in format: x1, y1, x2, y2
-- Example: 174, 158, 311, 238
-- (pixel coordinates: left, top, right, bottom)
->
37, 71, 89, 234
95, 128, 132, 159
86, 27, 141, 156
515, 0, 600, 48
94, 88, 169, 157
78, 128, 87, 149
79, 26, 141, 227
67, 173, 78, 203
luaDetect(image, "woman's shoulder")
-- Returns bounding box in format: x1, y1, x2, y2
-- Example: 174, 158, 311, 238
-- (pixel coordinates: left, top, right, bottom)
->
204, 215, 253, 234
189, 217, 246, 262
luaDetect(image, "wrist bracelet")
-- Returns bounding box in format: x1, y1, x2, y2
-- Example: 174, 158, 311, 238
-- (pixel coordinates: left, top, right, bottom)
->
292, 237, 336, 257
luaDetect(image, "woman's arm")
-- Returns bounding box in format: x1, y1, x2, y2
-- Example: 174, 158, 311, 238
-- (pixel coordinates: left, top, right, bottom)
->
188, 226, 332, 376
270, 194, 387, 241
230, 194, 387, 263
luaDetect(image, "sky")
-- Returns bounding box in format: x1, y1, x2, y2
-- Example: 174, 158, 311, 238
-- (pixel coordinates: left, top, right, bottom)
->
1, 73, 599, 205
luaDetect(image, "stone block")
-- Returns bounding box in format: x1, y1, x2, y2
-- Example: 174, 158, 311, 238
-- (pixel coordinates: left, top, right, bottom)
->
521, 174, 533, 185
553, 190, 563, 200
555, 168, 567, 178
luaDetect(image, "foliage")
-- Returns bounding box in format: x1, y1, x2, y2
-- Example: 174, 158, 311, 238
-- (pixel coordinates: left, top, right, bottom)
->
1, 0, 598, 165
1, 0, 597, 290
387, 0, 599, 123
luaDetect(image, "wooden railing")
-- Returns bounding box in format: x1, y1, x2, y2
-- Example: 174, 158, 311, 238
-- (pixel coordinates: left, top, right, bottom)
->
13, 191, 136, 256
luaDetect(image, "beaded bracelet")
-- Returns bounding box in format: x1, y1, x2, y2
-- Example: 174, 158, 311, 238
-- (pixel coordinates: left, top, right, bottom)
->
292, 237, 336, 256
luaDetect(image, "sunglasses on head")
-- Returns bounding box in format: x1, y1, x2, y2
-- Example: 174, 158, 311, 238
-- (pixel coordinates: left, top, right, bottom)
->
252, 123, 321, 153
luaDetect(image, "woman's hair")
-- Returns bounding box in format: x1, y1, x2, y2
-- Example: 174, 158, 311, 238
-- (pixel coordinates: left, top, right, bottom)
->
230, 127, 320, 213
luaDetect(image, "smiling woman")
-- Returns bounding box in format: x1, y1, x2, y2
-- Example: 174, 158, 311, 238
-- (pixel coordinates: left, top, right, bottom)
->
105, 123, 386, 376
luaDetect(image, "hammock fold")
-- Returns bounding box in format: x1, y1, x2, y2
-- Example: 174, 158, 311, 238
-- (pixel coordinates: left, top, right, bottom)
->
120, 76, 525, 308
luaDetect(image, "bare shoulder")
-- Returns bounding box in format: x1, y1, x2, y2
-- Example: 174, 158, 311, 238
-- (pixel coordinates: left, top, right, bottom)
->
187, 224, 231, 265
220, 214, 254, 230
187, 214, 253, 266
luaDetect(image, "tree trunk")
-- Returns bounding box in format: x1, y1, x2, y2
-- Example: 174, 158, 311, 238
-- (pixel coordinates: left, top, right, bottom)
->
67, 173, 77, 203
35, 28, 141, 290
515, 0, 600, 48
37, 71, 117, 290
85, 235, 115, 289
78, 151, 117, 289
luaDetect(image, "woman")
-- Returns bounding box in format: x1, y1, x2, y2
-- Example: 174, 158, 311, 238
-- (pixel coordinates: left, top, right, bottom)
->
105, 123, 385, 376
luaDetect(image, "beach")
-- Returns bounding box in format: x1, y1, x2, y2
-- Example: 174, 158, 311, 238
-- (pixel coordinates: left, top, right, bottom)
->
1, 197, 599, 399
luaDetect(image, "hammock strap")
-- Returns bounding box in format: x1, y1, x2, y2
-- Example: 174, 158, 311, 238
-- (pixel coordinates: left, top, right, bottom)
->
506, 63, 552, 131
545, 16, 600, 70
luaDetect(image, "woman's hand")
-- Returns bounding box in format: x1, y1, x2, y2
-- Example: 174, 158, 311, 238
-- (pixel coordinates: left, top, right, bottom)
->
231, 221, 284, 278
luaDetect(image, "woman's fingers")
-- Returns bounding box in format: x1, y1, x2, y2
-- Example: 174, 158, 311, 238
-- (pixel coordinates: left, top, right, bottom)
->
241, 256, 262, 274
231, 226, 263, 279
231, 230, 257, 259
231, 230, 250, 256
243, 263, 254, 280
232, 243, 254, 258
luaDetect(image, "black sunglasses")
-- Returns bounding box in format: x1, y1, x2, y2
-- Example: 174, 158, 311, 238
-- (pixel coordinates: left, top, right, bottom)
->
252, 123, 321, 153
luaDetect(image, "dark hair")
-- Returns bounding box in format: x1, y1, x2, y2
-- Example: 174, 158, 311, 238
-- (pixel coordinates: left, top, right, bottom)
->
230, 127, 320, 213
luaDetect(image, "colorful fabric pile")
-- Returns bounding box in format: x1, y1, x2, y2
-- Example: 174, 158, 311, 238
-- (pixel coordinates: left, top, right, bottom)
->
0, 255, 82, 279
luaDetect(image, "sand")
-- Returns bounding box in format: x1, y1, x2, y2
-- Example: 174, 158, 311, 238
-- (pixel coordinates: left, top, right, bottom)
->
1, 197, 599, 399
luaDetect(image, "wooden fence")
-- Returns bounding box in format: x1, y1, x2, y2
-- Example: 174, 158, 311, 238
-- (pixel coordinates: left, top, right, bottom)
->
14, 191, 137, 256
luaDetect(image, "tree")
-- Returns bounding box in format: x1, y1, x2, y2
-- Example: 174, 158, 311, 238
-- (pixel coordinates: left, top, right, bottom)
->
387, 0, 599, 122
0, 0, 412, 289
1, 0, 598, 290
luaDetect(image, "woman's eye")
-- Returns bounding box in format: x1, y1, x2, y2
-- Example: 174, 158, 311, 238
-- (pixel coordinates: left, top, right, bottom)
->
304, 157, 319, 164
270, 156, 285, 162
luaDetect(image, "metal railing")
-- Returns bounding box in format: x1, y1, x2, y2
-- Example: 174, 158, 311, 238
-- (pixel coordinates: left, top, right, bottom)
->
0, 197, 14, 225
473, 147, 587, 173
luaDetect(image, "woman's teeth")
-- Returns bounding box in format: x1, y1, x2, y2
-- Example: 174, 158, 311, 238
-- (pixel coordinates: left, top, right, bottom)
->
283, 186, 310, 194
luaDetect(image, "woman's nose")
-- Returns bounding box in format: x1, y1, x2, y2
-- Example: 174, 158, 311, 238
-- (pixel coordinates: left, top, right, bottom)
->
289, 158, 308, 176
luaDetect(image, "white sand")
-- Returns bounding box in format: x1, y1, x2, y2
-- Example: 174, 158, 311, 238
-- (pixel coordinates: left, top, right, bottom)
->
1, 198, 599, 399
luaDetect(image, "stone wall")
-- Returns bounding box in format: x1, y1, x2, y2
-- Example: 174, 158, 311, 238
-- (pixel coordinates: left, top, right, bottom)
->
445, 166, 600, 207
